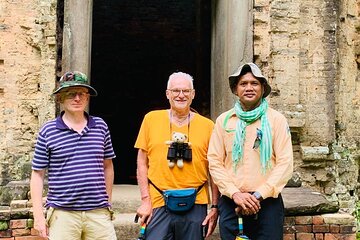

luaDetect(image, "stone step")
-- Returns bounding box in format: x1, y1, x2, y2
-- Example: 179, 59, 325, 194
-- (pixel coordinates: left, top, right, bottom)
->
112, 184, 141, 213
112, 185, 141, 239
113, 213, 141, 240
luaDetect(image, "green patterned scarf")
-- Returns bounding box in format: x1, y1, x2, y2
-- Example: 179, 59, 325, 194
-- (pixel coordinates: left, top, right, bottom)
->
232, 98, 272, 173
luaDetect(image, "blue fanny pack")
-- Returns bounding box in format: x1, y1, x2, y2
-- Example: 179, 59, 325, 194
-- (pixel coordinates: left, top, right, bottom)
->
163, 188, 197, 212
149, 179, 205, 213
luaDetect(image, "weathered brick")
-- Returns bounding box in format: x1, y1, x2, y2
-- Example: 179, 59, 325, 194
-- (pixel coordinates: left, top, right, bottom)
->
322, 214, 356, 226
0, 210, 11, 221
0, 229, 12, 237
295, 224, 313, 233
10, 209, 29, 220
329, 224, 340, 233
284, 225, 297, 234
15, 236, 48, 240
313, 224, 330, 233
315, 233, 324, 240
10, 219, 27, 229
30, 228, 38, 235
324, 233, 356, 240
296, 232, 315, 240
339, 225, 356, 234
313, 215, 324, 225
296, 216, 313, 225
283, 233, 296, 240
12, 228, 31, 236
10, 200, 28, 209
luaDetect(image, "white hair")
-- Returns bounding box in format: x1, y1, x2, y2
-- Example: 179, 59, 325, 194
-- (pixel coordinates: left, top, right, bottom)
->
167, 72, 194, 89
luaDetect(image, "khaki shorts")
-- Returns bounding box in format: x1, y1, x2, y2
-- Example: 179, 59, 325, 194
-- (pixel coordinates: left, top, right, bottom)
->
46, 207, 117, 240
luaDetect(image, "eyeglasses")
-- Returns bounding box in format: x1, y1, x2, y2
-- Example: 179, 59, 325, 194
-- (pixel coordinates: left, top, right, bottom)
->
63, 91, 89, 99
168, 89, 193, 96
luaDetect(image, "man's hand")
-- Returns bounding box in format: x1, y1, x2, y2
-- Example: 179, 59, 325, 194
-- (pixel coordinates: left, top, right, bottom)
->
201, 207, 219, 238
136, 197, 152, 225
232, 191, 260, 215
33, 215, 48, 238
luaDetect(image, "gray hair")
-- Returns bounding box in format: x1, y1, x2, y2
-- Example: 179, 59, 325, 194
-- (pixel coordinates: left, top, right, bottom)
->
167, 72, 194, 89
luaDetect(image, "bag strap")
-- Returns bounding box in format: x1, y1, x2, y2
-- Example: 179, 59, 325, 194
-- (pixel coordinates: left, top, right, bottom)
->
148, 179, 207, 213
148, 179, 206, 193
148, 179, 164, 194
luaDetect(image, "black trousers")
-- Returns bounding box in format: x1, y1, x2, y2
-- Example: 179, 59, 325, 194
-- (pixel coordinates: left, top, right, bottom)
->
218, 194, 284, 240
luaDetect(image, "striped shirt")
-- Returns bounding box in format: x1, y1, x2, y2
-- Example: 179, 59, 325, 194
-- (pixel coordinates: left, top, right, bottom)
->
32, 112, 116, 210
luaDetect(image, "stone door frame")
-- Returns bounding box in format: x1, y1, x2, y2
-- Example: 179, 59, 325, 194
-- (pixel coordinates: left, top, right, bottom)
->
62, 0, 253, 117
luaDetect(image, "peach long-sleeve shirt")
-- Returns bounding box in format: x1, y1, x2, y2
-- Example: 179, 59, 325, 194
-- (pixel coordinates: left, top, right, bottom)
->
208, 107, 293, 200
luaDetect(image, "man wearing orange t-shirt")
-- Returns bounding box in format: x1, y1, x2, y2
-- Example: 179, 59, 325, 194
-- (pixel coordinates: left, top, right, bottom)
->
208, 63, 293, 240
134, 72, 219, 240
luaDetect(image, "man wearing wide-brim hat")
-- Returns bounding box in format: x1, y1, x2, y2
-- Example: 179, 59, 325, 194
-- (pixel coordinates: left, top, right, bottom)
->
208, 62, 294, 239
30, 71, 117, 240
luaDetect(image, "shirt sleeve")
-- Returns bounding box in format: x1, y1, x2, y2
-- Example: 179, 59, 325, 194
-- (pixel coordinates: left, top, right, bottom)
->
208, 112, 240, 198
32, 131, 50, 170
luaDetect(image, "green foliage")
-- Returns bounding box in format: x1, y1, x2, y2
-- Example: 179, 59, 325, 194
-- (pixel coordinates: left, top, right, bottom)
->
0, 220, 8, 230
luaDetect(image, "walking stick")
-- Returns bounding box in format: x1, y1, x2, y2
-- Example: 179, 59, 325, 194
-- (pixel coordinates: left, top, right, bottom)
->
135, 214, 146, 240
136, 223, 146, 240
235, 216, 250, 240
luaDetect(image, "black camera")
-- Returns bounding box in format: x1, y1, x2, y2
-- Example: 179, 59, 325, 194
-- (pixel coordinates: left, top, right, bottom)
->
167, 142, 192, 161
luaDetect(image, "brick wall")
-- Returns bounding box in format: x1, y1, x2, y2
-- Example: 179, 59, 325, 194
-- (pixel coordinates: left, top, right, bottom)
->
0, 200, 356, 240
0, 200, 46, 240
283, 214, 356, 240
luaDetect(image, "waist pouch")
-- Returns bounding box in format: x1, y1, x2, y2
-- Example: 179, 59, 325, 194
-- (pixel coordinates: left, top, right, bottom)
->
163, 188, 197, 213
149, 179, 205, 213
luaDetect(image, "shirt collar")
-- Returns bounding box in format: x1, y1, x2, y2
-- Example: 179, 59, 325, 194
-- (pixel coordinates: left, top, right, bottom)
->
55, 111, 96, 129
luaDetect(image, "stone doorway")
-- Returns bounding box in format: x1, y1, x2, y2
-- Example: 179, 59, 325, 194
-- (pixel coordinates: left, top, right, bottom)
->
90, 1, 212, 184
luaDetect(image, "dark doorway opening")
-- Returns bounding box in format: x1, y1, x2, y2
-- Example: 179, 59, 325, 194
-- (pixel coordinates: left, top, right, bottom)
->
90, 0, 212, 184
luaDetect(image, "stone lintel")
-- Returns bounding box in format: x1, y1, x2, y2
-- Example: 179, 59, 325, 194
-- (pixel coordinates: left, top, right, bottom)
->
282, 187, 339, 216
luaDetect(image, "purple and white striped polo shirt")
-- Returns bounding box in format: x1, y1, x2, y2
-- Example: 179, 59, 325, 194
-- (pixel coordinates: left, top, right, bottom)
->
32, 112, 116, 210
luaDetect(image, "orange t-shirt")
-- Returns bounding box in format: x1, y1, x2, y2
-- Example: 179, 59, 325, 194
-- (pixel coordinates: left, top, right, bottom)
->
135, 110, 214, 208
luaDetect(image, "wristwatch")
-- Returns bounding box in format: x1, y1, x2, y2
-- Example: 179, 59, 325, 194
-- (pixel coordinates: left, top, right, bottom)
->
210, 204, 218, 209
253, 191, 263, 201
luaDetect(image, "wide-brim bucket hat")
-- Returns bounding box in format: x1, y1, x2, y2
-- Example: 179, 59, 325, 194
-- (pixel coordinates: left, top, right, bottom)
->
52, 71, 98, 96
229, 62, 271, 98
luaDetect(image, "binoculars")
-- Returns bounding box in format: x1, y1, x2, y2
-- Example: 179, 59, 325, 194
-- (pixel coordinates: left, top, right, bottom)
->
167, 142, 192, 161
